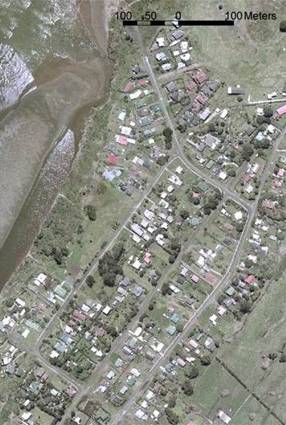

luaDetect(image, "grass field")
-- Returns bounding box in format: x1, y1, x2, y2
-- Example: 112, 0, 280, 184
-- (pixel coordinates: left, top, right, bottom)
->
193, 277, 286, 423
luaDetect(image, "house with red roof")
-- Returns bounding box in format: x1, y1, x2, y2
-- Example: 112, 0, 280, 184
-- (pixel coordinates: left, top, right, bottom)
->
72, 310, 87, 322
191, 99, 202, 113
193, 69, 208, 85
275, 104, 286, 118
106, 153, 119, 166
244, 274, 256, 285
187, 79, 197, 92
124, 81, 135, 93
196, 92, 208, 105
116, 135, 128, 145
272, 179, 282, 189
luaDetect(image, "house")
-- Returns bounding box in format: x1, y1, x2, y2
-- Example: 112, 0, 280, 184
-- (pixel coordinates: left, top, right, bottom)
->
181, 52, 191, 65
124, 81, 135, 93
130, 90, 142, 100
276, 104, 286, 118
234, 211, 243, 221
131, 223, 144, 237
198, 107, 211, 121
181, 40, 189, 52
193, 69, 208, 85
34, 273, 47, 287
220, 109, 228, 119
227, 85, 245, 95
155, 52, 167, 62
180, 266, 188, 277
196, 92, 208, 105
207, 80, 220, 92
205, 336, 216, 351
171, 30, 184, 40
106, 153, 118, 166
132, 285, 144, 297
118, 110, 126, 121
103, 305, 112, 315
132, 258, 142, 270
262, 199, 277, 210
116, 134, 128, 145
165, 81, 177, 92
187, 79, 196, 92
244, 274, 256, 285
156, 36, 165, 47
218, 410, 231, 424
204, 134, 221, 150
162, 63, 172, 72
219, 171, 227, 180
106, 370, 115, 380
191, 274, 199, 283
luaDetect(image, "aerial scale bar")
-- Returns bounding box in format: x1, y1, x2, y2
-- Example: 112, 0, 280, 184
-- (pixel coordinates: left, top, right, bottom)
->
123, 19, 234, 27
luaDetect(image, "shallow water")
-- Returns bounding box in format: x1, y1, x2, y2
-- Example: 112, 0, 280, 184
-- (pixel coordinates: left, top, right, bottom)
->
0, 43, 34, 111
0, 129, 75, 286
0, 0, 113, 287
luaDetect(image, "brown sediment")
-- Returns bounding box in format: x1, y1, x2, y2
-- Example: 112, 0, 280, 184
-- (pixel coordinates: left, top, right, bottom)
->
0, 131, 76, 287
78, 0, 120, 55
0, 0, 116, 288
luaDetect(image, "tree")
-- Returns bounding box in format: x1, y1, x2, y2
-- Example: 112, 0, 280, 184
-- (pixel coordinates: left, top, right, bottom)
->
236, 222, 244, 233
182, 380, 194, 396
176, 322, 184, 333
180, 209, 189, 220
161, 282, 170, 296
217, 294, 225, 304
169, 255, 176, 264
103, 272, 117, 287
84, 205, 96, 221
184, 366, 199, 379
165, 408, 180, 425
86, 275, 95, 288
5, 298, 14, 308
240, 299, 252, 314
165, 138, 172, 150
106, 325, 118, 338
256, 115, 265, 125
168, 394, 177, 408
177, 123, 187, 133
157, 155, 169, 166
264, 105, 273, 118
241, 144, 254, 161
200, 354, 212, 366
244, 258, 253, 269
227, 168, 236, 177
52, 247, 63, 265
163, 127, 173, 139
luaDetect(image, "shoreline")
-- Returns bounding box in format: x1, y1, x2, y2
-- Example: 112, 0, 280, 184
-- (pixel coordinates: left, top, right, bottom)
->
0, 0, 115, 288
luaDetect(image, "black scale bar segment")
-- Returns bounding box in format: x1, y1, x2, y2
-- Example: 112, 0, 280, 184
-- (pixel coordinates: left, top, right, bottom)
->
179, 19, 234, 26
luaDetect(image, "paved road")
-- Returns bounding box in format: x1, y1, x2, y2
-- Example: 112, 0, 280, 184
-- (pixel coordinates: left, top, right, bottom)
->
11, 24, 286, 425
10, 156, 179, 403
107, 29, 286, 425
143, 54, 251, 213
35, 155, 179, 351
58, 202, 218, 424
108, 126, 286, 425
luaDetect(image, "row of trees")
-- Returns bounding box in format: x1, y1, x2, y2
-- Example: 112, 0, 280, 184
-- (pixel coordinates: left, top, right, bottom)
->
98, 242, 125, 287
163, 127, 173, 150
